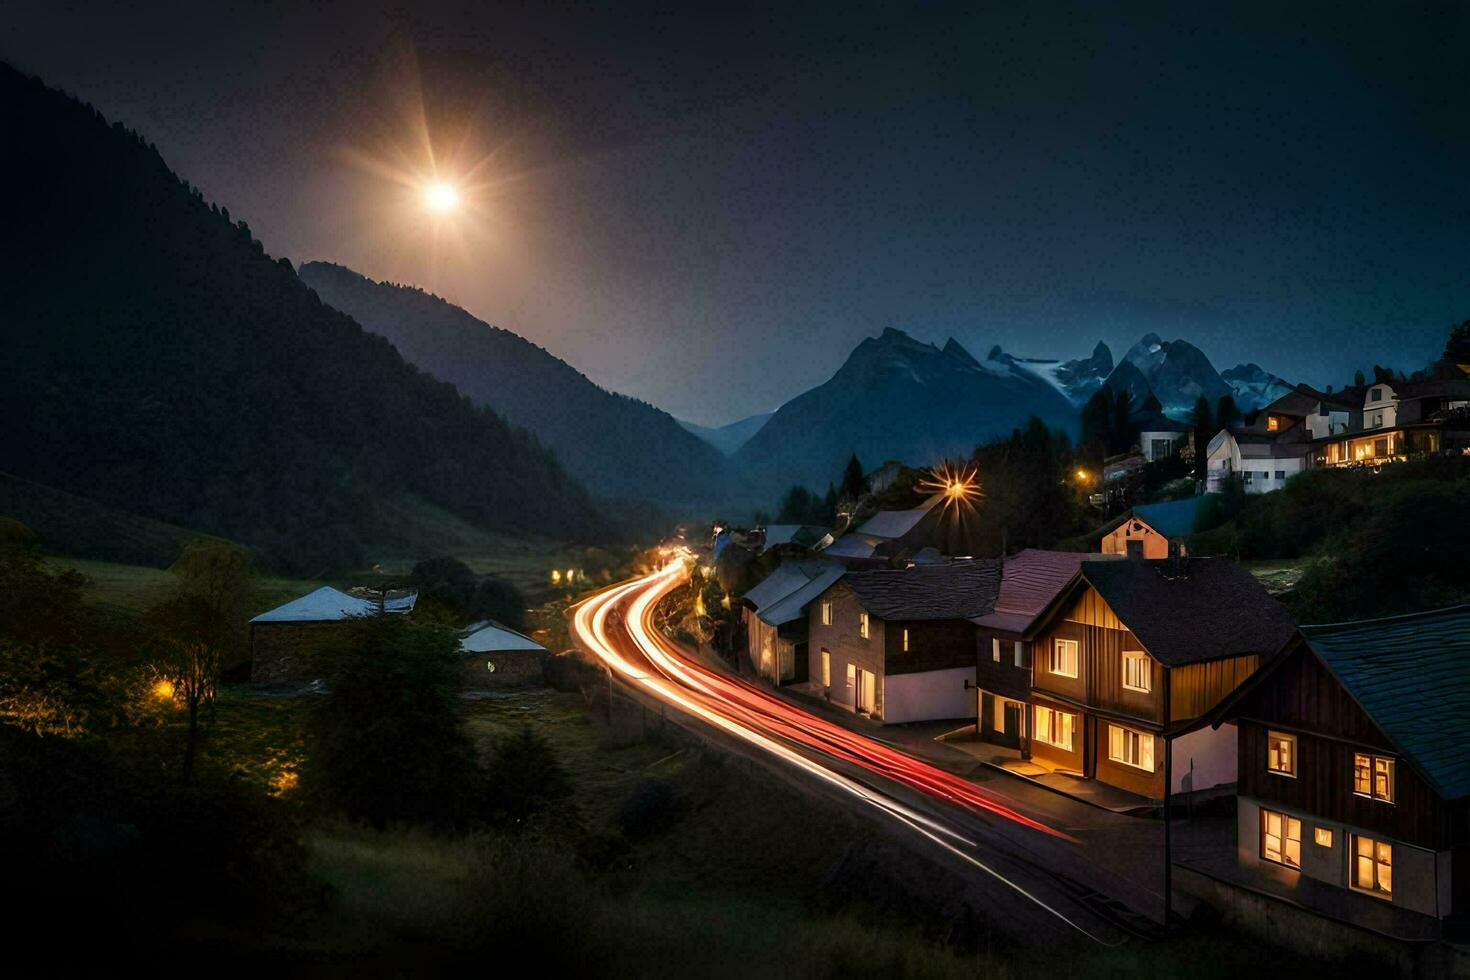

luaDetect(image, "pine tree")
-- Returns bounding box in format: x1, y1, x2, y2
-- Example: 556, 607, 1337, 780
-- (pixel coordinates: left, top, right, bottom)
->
840, 453, 867, 501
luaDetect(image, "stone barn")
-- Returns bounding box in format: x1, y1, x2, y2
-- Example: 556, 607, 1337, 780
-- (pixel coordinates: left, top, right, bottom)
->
460, 621, 548, 688
249, 586, 417, 681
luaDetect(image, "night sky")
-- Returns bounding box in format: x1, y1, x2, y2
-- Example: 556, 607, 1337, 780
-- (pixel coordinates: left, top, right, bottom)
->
7, 2, 1467, 425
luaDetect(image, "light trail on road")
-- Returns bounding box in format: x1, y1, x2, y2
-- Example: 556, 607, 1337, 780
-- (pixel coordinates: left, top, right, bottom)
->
569, 560, 1124, 946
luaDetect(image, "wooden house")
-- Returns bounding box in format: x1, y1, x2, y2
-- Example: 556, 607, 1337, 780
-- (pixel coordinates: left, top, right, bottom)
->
807, 559, 1000, 723
969, 550, 1094, 750
1211, 605, 1470, 923
249, 586, 417, 681
1024, 558, 1295, 800
1100, 497, 1210, 560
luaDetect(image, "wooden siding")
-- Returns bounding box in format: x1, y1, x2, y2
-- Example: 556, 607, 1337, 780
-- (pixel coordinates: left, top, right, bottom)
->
1234, 642, 1395, 750
975, 630, 1031, 700
1239, 720, 1460, 850
1093, 716, 1165, 799
1032, 587, 1163, 726
1169, 655, 1259, 722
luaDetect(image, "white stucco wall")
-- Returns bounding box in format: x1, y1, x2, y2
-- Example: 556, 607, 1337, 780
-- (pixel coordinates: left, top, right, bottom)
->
1171, 723, 1238, 794
882, 667, 976, 724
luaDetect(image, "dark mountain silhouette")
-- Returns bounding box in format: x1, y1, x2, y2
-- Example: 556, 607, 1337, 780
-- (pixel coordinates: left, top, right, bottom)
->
297, 262, 728, 506
0, 64, 604, 572
1221, 362, 1295, 411
734, 328, 1078, 496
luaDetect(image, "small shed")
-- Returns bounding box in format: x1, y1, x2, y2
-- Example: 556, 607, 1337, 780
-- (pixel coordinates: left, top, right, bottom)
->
460, 620, 548, 688
1101, 497, 1209, 560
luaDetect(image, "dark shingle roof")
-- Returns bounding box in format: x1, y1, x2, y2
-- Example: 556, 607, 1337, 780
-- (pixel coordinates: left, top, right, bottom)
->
1079, 558, 1296, 666
1301, 605, 1470, 800
845, 559, 1002, 621
972, 549, 1092, 634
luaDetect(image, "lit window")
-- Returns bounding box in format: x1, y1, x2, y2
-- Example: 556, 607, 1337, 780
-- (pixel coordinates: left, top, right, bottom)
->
859, 611, 869, 639
902, 628, 909, 652
1267, 731, 1297, 777
1354, 753, 1394, 803
1261, 809, 1302, 869
1107, 724, 1155, 772
1267, 416, 1280, 432
821, 649, 831, 688
1034, 705, 1074, 751
1314, 827, 1333, 848
1050, 638, 1079, 678
1122, 651, 1151, 693
1352, 835, 1392, 898
991, 638, 1001, 663
820, 601, 832, 626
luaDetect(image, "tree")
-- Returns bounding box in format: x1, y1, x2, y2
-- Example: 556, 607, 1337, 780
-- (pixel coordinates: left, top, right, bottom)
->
302, 614, 478, 827
1140, 390, 1163, 416
411, 556, 527, 629
1353, 369, 1367, 388
485, 724, 573, 826
148, 539, 252, 781
1111, 389, 1136, 454
840, 453, 867, 502
1215, 394, 1240, 432
1190, 396, 1214, 483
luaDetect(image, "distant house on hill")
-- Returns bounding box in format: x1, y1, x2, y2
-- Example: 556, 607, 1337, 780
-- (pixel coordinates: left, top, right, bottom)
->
460, 620, 548, 688
807, 558, 1001, 723
1101, 497, 1210, 560
822, 494, 945, 565
741, 558, 845, 685
1212, 604, 1470, 926
249, 586, 417, 681
1137, 413, 1195, 463
757, 524, 832, 554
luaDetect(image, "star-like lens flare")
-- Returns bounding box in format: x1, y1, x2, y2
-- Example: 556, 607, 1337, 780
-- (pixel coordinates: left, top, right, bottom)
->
919, 462, 983, 511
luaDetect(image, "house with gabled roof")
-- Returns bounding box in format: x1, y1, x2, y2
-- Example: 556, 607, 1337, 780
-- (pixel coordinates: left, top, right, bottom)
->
1023, 557, 1295, 800
820, 494, 946, 566
1100, 496, 1211, 560
249, 586, 418, 681
969, 549, 1098, 750
741, 558, 844, 685
1210, 604, 1470, 924
460, 620, 548, 688
806, 558, 1001, 723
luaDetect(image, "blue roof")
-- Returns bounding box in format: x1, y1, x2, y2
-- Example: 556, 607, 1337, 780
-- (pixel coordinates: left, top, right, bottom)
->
742, 559, 845, 627
1132, 496, 1210, 539
1302, 605, 1470, 800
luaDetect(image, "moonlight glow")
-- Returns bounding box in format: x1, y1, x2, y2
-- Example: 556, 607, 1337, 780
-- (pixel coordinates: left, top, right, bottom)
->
423, 181, 460, 213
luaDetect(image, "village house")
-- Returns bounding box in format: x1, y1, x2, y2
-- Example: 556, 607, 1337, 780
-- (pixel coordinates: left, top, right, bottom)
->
740, 558, 844, 685
1210, 604, 1470, 926
1137, 413, 1195, 463
1314, 378, 1470, 469
460, 620, 548, 688
248, 585, 417, 681
1023, 557, 1295, 801
969, 550, 1096, 751
806, 559, 1000, 723
821, 493, 946, 565
1099, 497, 1210, 560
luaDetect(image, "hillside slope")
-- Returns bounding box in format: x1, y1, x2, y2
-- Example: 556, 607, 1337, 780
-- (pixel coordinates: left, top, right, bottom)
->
0, 65, 604, 571
297, 263, 728, 506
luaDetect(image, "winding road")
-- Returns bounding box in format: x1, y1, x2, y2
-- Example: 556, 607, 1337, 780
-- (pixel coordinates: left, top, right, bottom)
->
569, 558, 1167, 951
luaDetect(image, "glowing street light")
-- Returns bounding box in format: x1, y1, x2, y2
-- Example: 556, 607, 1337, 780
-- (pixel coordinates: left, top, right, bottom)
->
423, 180, 460, 213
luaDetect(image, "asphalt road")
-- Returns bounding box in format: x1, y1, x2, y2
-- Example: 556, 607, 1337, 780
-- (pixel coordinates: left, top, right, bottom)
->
569, 560, 1169, 952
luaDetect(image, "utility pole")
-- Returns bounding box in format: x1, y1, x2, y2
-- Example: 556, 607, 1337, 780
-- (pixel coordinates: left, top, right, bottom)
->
1163, 731, 1173, 934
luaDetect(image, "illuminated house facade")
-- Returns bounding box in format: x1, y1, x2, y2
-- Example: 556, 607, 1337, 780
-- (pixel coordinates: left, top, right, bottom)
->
1022, 558, 1295, 801
1314, 380, 1470, 469
1212, 606, 1470, 923
806, 559, 1000, 724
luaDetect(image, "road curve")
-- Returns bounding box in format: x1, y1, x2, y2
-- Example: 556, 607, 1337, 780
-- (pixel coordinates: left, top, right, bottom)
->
570, 559, 1153, 949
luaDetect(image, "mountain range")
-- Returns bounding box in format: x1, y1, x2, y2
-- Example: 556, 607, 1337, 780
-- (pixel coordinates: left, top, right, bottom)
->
677, 412, 774, 456
0, 64, 604, 571
297, 263, 729, 507
731, 328, 1079, 496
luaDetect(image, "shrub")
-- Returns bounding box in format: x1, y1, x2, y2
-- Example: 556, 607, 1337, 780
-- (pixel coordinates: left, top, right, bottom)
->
616, 777, 679, 840
484, 724, 573, 827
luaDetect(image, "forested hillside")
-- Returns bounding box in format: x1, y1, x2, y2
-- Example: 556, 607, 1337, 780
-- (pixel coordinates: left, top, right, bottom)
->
0, 65, 605, 571
298, 263, 729, 506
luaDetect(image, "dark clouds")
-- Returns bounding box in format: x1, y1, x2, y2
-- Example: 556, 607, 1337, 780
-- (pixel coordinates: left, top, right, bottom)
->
6, 2, 1466, 424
